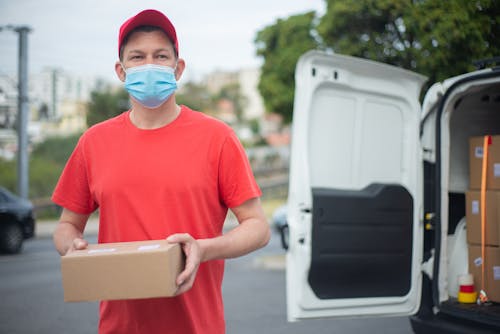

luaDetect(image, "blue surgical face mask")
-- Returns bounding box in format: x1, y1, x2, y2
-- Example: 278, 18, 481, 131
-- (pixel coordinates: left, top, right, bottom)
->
123, 64, 178, 109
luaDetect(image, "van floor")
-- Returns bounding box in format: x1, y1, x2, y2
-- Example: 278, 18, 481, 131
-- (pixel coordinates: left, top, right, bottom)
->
442, 299, 500, 328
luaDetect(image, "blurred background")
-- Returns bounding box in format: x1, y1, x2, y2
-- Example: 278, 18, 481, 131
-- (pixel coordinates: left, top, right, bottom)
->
1, 1, 498, 333
0, 0, 498, 226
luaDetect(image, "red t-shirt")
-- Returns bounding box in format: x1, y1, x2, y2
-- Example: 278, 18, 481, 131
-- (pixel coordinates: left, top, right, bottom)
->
52, 106, 261, 334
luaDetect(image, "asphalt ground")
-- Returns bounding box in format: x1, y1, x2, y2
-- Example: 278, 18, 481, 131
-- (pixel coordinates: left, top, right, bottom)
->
2, 229, 413, 334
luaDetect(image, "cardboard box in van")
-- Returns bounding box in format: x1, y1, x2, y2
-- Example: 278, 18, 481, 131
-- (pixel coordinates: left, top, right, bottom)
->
469, 135, 500, 190
468, 244, 500, 303
466, 190, 500, 246
61, 240, 185, 302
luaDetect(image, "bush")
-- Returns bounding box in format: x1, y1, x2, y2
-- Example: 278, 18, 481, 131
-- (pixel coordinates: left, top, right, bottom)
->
0, 133, 81, 199
0, 158, 17, 192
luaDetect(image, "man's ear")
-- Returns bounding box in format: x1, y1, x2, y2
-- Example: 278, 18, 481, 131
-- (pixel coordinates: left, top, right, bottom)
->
115, 61, 126, 82
175, 58, 186, 81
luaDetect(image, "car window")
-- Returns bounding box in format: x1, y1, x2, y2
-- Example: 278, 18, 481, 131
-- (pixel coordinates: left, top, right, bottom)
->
0, 189, 14, 203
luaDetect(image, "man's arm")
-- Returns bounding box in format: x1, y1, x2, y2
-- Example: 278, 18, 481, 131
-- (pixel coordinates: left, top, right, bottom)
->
167, 197, 271, 295
199, 197, 270, 260
53, 208, 90, 255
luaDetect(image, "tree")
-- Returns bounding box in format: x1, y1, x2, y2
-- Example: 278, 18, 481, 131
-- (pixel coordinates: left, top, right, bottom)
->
87, 87, 129, 127
255, 0, 499, 123
255, 12, 319, 123
177, 81, 247, 122
0, 134, 81, 198
176, 81, 213, 112
0, 158, 16, 193
318, 0, 500, 84
215, 82, 247, 122
28, 134, 81, 198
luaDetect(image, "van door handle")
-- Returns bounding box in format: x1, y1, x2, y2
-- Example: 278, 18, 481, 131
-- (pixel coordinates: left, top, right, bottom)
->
279, 224, 289, 250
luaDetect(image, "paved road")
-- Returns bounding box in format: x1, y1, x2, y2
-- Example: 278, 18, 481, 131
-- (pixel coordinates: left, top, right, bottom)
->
0, 229, 414, 334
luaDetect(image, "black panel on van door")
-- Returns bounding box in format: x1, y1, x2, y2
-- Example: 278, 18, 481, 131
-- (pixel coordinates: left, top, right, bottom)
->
308, 184, 413, 299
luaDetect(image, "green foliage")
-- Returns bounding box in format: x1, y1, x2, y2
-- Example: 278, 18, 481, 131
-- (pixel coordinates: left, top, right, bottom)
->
28, 156, 64, 199
177, 81, 248, 122
255, 12, 319, 123
176, 81, 213, 112
0, 159, 17, 192
0, 133, 81, 199
214, 82, 247, 121
30, 134, 81, 166
248, 118, 260, 135
255, 0, 499, 123
87, 87, 129, 127
28, 133, 81, 198
318, 0, 500, 84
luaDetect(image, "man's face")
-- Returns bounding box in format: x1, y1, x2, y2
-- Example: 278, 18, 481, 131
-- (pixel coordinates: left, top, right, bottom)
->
121, 30, 177, 69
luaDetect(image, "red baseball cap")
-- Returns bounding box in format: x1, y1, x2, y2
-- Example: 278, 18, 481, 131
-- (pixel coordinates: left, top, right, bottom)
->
118, 9, 179, 57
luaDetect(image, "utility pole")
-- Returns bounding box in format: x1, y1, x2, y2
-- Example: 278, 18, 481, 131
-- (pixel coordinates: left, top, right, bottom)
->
16, 26, 31, 199
1, 25, 32, 199
51, 68, 58, 120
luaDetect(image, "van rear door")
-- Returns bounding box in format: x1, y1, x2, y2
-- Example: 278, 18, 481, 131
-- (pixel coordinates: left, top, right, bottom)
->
286, 51, 427, 320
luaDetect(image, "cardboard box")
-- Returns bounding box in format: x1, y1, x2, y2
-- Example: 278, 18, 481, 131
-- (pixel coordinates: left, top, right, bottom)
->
468, 244, 500, 303
466, 190, 500, 246
61, 240, 185, 302
469, 135, 500, 190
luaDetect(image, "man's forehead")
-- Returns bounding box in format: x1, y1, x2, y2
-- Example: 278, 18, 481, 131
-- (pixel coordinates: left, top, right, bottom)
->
126, 29, 171, 43
126, 46, 174, 54
123, 31, 175, 51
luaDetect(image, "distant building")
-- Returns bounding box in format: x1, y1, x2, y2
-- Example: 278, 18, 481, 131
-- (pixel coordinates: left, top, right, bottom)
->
203, 68, 265, 121
0, 64, 289, 161
204, 71, 239, 95
0, 68, 105, 159
202, 67, 288, 147
0, 75, 18, 129
237, 68, 264, 120
30, 68, 101, 117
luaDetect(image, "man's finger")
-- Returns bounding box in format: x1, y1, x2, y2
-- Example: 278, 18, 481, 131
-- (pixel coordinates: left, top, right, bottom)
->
166, 233, 191, 244
72, 238, 88, 251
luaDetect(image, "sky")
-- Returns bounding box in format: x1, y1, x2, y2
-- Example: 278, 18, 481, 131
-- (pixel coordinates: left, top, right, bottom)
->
0, 0, 325, 84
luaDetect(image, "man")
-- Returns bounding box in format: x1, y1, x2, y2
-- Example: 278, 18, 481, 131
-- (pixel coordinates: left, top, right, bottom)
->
52, 9, 270, 334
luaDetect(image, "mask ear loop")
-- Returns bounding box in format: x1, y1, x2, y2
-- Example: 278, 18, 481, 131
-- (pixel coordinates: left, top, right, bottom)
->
173, 61, 179, 79
120, 63, 128, 81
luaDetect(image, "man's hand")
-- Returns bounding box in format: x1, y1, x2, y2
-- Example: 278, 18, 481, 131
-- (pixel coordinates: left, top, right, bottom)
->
166, 233, 203, 295
53, 208, 90, 256
164, 198, 269, 296
67, 237, 88, 254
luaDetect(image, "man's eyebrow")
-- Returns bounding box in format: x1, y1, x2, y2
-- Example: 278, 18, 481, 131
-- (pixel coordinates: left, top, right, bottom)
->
127, 48, 171, 54
154, 48, 172, 53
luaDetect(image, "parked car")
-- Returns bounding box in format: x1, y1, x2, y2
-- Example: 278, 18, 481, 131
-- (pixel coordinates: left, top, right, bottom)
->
283, 51, 500, 333
0, 187, 35, 254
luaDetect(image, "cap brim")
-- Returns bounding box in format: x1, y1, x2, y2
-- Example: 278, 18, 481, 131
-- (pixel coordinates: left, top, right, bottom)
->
119, 9, 178, 56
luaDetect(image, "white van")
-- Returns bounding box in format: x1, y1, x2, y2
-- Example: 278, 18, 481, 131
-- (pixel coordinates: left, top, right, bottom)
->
283, 50, 500, 333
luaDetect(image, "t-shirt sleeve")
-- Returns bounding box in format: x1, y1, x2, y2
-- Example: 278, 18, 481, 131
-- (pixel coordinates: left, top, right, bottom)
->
218, 131, 262, 208
51, 136, 98, 215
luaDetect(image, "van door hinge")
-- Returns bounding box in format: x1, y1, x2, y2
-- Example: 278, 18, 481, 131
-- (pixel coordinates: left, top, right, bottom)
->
424, 212, 435, 230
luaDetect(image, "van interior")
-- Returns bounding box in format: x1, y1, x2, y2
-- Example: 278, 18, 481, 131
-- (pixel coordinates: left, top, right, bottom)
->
430, 80, 500, 325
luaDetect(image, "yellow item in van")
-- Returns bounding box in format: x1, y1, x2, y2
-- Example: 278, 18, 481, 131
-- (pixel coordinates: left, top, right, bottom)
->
458, 291, 478, 304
